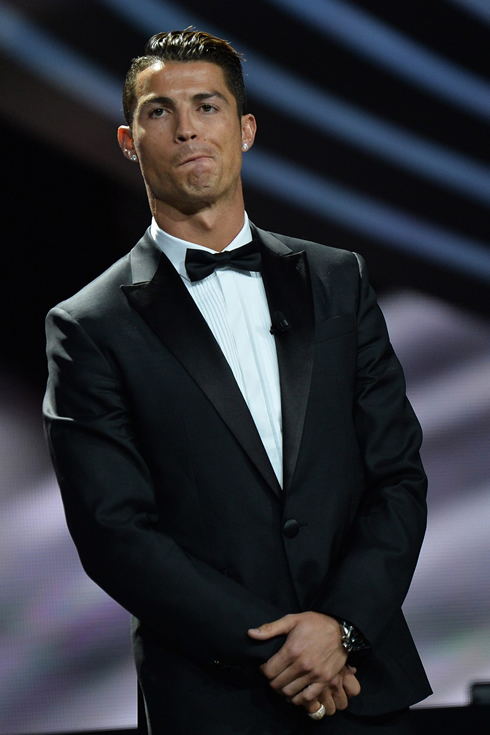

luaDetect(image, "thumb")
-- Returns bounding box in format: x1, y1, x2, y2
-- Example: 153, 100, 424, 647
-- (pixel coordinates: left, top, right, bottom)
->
248, 614, 297, 639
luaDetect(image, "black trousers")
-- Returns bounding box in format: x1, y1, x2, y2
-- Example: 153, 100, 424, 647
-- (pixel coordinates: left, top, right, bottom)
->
311, 708, 419, 734
138, 683, 419, 735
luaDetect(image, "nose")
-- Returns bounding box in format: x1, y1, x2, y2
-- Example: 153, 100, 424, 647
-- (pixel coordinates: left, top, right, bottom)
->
174, 110, 197, 143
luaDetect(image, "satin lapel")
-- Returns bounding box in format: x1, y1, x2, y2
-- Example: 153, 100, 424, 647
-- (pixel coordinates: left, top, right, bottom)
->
121, 244, 281, 498
254, 227, 315, 492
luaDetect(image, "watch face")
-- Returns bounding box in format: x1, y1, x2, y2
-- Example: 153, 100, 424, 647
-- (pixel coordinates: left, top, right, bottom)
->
341, 621, 370, 652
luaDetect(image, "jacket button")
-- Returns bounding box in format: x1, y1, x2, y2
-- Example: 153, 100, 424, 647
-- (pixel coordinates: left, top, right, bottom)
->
283, 519, 300, 538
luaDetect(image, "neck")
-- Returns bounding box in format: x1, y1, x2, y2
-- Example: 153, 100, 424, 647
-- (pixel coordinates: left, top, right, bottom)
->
151, 197, 246, 252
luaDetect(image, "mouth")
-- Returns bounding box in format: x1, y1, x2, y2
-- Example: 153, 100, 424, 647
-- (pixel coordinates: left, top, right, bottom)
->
179, 153, 213, 167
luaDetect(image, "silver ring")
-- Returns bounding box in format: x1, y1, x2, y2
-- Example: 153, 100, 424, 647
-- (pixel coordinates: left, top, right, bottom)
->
307, 703, 326, 720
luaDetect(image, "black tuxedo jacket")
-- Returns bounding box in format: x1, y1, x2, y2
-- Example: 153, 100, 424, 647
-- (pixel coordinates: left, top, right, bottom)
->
44, 225, 431, 734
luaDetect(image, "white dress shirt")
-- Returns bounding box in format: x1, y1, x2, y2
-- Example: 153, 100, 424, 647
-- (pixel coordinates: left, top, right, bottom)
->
150, 214, 283, 486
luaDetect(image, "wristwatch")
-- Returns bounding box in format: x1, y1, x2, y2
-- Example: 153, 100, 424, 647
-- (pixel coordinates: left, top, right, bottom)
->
338, 620, 370, 653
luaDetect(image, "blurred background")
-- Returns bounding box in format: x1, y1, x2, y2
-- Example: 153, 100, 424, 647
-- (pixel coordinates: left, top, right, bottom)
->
0, 0, 489, 732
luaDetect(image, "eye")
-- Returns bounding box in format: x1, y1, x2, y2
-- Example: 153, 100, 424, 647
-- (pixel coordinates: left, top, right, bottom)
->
200, 104, 216, 113
149, 107, 166, 118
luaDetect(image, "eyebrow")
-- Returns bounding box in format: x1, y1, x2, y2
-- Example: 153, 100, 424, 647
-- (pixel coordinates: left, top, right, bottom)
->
140, 91, 230, 109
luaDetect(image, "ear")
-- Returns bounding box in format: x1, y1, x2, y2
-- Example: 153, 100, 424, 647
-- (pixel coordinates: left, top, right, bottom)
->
117, 125, 137, 160
241, 114, 257, 152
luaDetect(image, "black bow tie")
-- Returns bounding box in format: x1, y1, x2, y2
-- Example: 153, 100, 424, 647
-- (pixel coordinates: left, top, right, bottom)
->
185, 240, 261, 282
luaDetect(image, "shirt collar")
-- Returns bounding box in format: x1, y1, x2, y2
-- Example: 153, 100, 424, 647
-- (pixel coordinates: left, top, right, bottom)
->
150, 213, 252, 281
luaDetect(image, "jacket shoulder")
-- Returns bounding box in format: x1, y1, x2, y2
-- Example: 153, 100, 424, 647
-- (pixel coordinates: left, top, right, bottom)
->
48, 252, 132, 325
268, 231, 363, 276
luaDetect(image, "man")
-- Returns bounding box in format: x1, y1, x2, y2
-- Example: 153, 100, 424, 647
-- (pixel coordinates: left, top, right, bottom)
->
44, 30, 431, 734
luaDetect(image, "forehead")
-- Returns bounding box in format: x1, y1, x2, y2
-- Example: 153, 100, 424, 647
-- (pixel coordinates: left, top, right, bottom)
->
134, 60, 231, 104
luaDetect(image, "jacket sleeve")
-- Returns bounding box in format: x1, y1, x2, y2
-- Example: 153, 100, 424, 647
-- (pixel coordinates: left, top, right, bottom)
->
314, 253, 428, 648
43, 305, 285, 672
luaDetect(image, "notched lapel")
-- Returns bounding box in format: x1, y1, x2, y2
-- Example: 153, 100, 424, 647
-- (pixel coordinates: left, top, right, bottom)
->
255, 228, 315, 491
121, 249, 281, 498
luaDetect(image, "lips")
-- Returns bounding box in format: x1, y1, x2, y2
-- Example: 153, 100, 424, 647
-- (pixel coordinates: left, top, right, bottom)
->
177, 147, 214, 167
180, 154, 212, 166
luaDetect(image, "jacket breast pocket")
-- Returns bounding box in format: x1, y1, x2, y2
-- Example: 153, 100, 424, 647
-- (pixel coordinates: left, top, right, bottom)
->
314, 313, 357, 343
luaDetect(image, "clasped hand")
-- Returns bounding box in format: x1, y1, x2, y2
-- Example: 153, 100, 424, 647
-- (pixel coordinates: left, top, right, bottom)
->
248, 611, 361, 716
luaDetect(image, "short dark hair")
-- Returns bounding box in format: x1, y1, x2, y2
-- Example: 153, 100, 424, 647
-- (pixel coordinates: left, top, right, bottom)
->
122, 29, 247, 125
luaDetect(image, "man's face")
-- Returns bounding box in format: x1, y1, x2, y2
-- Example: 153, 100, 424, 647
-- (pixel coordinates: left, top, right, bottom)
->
118, 61, 256, 217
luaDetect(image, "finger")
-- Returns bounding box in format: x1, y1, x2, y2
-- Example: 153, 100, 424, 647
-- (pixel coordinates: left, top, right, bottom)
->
342, 672, 361, 699
318, 689, 336, 717
260, 645, 301, 681
265, 654, 332, 690
268, 661, 316, 693
304, 698, 328, 717
290, 682, 325, 706
339, 665, 361, 698
265, 648, 347, 689
304, 699, 322, 715
329, 675, 348, 711
247, 614, 296, 640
